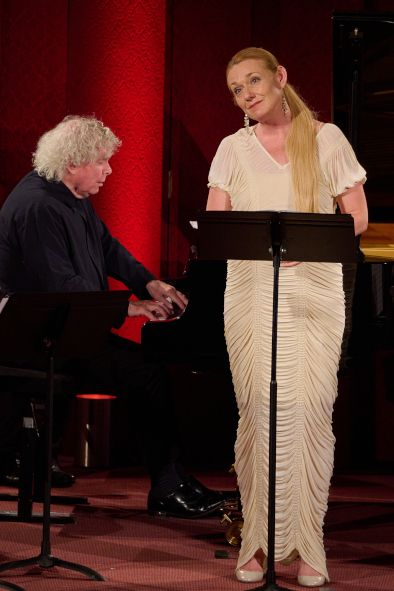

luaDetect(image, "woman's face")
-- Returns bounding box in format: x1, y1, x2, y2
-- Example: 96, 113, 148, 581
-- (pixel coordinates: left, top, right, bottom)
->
227, 58, 286, 124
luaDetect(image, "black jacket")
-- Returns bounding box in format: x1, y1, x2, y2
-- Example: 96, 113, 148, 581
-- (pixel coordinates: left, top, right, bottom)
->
0, 171, 155, 296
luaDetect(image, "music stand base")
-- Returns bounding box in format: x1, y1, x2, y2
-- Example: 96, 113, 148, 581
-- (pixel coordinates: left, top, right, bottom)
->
45, 494, 89, 505
0, 511, 73, 524
0, 493, 88, 505
0, 554, 104, 581
248, 583, 292, 591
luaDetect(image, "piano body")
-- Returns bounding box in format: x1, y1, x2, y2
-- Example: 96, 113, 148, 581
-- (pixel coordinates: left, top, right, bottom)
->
333, 10, 394, 323
332, 12, 393, 469
142, 259, 229, 372
142, 259, 238, 469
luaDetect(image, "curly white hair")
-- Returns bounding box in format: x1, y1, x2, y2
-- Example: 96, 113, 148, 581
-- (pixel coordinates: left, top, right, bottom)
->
32, 115, 122, 181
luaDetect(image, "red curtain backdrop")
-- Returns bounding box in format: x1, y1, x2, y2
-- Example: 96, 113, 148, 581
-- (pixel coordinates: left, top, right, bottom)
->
0, 0, 166, 341
0, 0, 68, 199
67, 0, 166, 340
67, 0, 166, 279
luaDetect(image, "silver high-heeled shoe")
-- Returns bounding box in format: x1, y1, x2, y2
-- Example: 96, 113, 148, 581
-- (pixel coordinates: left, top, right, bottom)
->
235, 568, 265, 583
235, 555, 267, 583
297, 573, 326, 587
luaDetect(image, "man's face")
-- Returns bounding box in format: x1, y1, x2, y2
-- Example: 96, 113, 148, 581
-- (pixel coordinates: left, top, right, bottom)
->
71, 148, 112, 198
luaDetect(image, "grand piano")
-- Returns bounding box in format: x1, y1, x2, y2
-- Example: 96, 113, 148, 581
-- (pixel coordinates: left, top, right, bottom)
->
142, 12, 394, 471
332, 12, 393, 469
141, 258, 238, 468
333, 10, 393, 327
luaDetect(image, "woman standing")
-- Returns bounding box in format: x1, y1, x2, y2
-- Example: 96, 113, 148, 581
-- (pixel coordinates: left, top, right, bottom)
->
206, 47, 368, 587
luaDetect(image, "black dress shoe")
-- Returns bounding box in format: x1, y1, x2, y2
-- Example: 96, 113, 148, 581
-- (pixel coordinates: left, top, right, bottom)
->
50, 461, 76, 488
147, 481, 225, 518
0, 469, 20, 487
0, 459, 76, 489
186, 475, 239, 503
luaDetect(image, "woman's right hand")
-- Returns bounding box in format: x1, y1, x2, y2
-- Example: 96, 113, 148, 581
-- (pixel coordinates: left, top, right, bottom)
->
281, 261, 301, 267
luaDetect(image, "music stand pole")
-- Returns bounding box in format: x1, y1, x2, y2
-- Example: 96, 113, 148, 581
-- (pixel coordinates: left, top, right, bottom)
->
248, 227, 289, 591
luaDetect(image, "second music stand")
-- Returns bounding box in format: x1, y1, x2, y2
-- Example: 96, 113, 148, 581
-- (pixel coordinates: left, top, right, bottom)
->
0, 290, 130, 584
197, 210, 356, 591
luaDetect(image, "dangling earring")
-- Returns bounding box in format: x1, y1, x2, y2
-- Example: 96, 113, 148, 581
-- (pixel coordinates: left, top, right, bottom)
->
282, 94, 289, 115
244, 112, 249, 130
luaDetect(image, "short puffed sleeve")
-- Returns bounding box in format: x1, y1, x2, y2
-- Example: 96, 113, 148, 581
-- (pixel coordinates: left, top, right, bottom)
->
208, 135, 241, 194
319, 123, 366, 197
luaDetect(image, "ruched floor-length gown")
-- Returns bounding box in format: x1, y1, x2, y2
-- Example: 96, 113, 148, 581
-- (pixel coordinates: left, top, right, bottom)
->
208, 123, 366, 580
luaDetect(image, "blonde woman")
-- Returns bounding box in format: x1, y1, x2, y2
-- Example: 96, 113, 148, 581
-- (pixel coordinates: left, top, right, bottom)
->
207, 47, 368, 587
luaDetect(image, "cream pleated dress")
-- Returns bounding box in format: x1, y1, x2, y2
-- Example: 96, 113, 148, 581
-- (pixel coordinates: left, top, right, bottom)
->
208, 123, 366, 581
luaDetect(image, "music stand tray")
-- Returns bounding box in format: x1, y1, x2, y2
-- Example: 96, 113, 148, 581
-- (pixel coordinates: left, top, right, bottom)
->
197, 210, 356, 263
0, 290, 130, 583
197, 210, 355, 591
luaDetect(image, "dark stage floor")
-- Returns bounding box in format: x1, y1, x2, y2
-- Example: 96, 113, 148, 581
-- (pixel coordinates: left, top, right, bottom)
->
0, 467, 393, 591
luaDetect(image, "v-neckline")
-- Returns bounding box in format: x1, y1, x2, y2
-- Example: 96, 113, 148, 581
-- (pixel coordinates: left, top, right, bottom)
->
251, 124, 290, 169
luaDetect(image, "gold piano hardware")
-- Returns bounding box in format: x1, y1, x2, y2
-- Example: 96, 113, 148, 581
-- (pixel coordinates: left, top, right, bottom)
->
360, 223, 394, 263
219, 464, 243, 546
220, 510, 243, 547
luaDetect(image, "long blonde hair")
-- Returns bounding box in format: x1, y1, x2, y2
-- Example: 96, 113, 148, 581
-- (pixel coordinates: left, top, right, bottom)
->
227, 47, 320, 213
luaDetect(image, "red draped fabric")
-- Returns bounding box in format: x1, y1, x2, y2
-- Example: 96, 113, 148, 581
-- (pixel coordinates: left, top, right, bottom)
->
67, 1, 166, 340
0, 0, 166, 341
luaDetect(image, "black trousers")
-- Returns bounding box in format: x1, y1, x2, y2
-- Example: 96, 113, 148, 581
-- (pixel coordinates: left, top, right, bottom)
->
0, 333, 180, 482
71, 333, 180, 479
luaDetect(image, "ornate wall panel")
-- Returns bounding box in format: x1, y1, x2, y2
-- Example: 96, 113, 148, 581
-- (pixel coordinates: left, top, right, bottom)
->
67, 0, 166, 339
67, 0, 166, 279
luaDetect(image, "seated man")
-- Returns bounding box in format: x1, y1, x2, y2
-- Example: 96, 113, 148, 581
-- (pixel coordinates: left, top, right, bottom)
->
0, 115, 229, 517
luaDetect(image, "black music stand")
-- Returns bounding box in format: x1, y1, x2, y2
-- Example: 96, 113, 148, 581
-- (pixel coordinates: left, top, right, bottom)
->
197, 211, 356, 591
0, 290, 130, 583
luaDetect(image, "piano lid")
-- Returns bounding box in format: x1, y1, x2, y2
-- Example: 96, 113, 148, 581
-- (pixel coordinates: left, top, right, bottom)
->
360, 222, 394, 262
333, 12, 394, 222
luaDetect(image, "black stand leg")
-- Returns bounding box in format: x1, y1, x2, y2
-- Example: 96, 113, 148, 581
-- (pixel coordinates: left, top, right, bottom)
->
248, 247, 291, 591
0, 412, 74, 525
0, 353, 104, 583
32, 400, 88, 508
